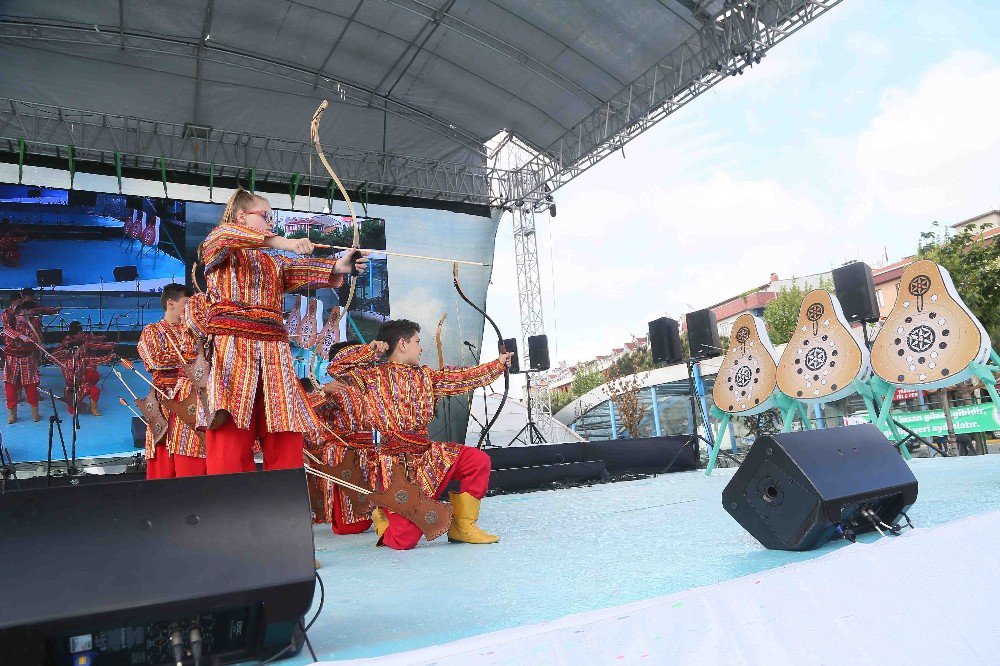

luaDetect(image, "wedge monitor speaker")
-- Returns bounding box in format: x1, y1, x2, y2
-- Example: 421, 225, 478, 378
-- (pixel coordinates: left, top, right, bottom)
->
722, 424, 918, 551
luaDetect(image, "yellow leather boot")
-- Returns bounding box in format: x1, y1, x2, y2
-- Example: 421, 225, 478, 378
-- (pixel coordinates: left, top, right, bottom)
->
7, 406, 15, 424
89, 398, 102, 416
31, 404, 41, 422
447, 492, 499, 544
372, 507, 389, 539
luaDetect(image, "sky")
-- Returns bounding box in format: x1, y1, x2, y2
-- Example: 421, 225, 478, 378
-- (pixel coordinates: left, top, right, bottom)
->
481, 0, 999, 374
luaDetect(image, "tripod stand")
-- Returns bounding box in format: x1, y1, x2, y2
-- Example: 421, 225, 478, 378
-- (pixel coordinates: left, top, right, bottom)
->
509, 371, 547, 447
0, 432, 20, 493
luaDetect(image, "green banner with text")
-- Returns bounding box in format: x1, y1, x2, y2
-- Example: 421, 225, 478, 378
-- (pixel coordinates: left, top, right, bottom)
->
876, 404, 1000, 440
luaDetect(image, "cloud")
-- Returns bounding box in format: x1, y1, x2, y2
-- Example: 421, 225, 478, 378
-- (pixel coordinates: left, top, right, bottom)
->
855, 50, 1000, 220
844, 31, 891, 59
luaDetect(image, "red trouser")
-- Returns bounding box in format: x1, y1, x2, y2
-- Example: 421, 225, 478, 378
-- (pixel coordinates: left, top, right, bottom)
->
382, 445, 491, 551
331, 487, 374, 535
66, 369, 100, 415
5, 381, 39, 409
146, 443, 207, 479
205, 382, 303, 475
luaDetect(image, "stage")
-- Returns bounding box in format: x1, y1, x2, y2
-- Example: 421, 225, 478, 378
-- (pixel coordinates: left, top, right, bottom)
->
294, 455, 1000, 664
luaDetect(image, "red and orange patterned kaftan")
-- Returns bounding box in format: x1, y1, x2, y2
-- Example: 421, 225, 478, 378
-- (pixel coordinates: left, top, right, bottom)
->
137, 320, 206, 478
355, 358, 505, 549
2, 300, 55, 411
198, 223, 345, 472
305, 343, 381, 532
50, 332, 116, 414
358, 359, 506, 495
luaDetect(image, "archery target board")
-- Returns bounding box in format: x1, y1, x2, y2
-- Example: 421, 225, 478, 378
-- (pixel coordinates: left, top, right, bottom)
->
776, 290, 871, 404
871, 259, 991, 390
713, 313, 780, 416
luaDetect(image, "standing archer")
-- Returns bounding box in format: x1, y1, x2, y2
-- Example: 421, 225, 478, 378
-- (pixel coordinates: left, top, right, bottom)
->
137, 284, 206, 479
197, 188, 366, 474
2, 295, 58, 423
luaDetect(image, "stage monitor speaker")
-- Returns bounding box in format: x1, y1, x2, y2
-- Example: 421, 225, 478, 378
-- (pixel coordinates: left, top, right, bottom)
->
503, 337, 520, 374
113, 265, 139, 282
648, 317, 681, 364
722, 424, 918, 551
527, 334, 550, 371
832, 261, 879, 323
131, 416, 146, 449
36, 268, 62, 287
686, 309, 720, 358
0, 469, 316, 663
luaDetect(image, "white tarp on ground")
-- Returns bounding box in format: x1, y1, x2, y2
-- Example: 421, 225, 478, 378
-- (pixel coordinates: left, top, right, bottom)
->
323, 509, 1000, 666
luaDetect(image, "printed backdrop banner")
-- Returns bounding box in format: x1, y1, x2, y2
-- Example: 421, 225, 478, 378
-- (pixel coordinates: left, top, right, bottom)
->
875, 404, 1000, 440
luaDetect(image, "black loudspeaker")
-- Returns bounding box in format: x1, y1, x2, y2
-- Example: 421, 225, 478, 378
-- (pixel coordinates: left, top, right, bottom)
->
527, 334, 550, 371
113, 265, 139, 281
36, 268, 62, 287
648, 317, 681, 364
502, 337, 520, 374
131, 416, 146, 448
832, 261, 879, 323
723, 424, 918, 551
68, 190, 98, 208
686, 309, 720, 358
0, 470, 316, 663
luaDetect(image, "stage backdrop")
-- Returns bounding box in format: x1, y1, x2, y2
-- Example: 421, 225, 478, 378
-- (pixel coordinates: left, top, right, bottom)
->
186, 199, 500, 444
1, 163, 500, 462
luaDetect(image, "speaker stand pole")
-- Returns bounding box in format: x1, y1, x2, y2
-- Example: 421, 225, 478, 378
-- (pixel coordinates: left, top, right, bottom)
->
509, 372, 546, 447
686, 358, 722, 475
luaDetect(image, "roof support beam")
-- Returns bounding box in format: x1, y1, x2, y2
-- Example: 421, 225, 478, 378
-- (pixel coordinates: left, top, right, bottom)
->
312, 0, 365, 89
193, 0, 215, 126
499, 0, 845, 205
384, 0, 604, 106
0, 19, 485, 153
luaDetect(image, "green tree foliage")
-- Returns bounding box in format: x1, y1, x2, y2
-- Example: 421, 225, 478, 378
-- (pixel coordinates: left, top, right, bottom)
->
287, 217, 386, 254
763, 284, 804, 345
919, 221, 1000, 343
763, 277, 834, 345
571, 366, 608, 397
608, 342, 654, 379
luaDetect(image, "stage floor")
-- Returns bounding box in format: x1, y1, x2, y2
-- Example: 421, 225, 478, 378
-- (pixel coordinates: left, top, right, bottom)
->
296, 455, 1000, 664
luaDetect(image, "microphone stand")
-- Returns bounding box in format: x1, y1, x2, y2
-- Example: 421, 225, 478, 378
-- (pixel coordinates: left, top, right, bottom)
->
69, 350, 81, 471
44, 389, 72, 484
98, 276, 104, 326
0, 433, 20, 493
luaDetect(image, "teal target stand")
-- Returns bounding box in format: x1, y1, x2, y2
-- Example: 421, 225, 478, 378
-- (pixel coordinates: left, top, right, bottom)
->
704, 393, 812, 476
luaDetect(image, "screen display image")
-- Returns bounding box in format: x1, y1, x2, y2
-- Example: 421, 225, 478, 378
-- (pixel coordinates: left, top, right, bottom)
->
1, 184, 189, 463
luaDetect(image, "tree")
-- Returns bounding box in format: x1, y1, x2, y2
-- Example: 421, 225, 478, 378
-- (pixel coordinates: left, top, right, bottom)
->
608, 339, 654, 379
763, 278, 834, 344
919, 221, 1000, 344
607, 373, 650, 438
570, 366, 607, 397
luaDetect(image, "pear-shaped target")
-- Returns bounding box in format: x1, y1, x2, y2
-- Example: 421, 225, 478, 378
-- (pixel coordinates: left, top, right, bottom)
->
776, 290, 871, 404
712, 313, 780, 415
871, 259, 990, 390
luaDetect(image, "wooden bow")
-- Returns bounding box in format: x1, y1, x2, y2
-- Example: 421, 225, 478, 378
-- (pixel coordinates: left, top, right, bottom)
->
453, 263, 509, 448
310, 100, 361, 316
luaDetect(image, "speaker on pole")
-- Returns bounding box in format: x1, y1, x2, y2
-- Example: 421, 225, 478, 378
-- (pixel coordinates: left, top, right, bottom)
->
832, 261, 879, 323
686, 309, 720, 358
527, 334, 550, 371
648, 317, 681, 364
113, 265, 139, 282
0, 469, 316, 663
722, 424, 918, 551
36, 269, 62, 287
502, 337, 520, 374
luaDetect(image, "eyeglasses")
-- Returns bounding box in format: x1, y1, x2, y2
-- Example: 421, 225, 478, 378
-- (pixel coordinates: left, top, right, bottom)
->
244, 209, 275, 226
